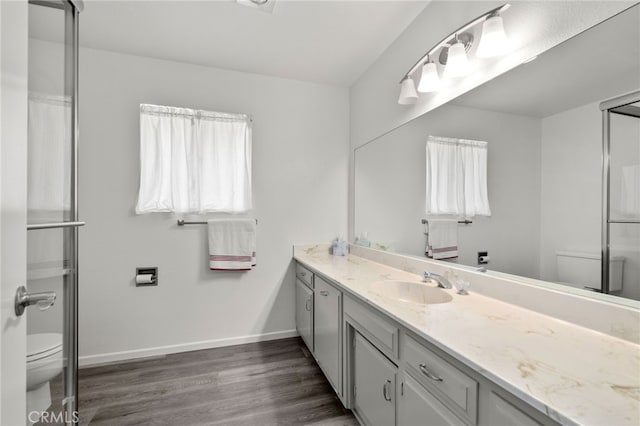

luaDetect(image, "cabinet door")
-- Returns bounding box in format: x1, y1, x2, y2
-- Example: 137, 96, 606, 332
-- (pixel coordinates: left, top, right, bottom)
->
314, 276, 341, 392
354, 332, 396, 426
398, 373, 464, 426
487, 392, 541, 426
295, 279, 313, 351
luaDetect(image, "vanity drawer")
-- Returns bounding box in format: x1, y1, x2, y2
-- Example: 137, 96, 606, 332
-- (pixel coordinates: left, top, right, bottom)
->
344, 296, 398, 359
296, 263, 313, 287
403, 334, 478, 423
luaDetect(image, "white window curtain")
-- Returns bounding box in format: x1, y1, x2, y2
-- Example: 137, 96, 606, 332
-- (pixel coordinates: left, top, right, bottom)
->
426, 135, 491, 219
136, 104, 252, 214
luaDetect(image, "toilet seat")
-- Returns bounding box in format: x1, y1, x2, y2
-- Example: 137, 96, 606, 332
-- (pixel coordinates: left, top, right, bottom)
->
27, 333, 62, 363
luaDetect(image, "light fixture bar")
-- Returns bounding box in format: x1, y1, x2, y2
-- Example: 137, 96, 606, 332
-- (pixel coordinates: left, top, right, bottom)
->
399, 3, 510, 83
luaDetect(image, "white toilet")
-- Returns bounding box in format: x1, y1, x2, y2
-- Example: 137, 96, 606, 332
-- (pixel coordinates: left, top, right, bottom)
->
556, 250, 624, 292
27, 333, 63, 420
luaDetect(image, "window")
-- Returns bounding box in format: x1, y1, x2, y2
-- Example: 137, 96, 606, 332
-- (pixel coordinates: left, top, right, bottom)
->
425, 135, 491, 219
136, 104, 252, 214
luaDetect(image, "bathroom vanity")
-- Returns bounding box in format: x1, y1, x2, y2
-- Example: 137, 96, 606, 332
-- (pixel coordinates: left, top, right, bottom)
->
293, 244, 640, 426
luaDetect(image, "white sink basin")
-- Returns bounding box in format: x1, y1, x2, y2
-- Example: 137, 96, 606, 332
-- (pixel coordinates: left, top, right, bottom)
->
371, 280, 453, 305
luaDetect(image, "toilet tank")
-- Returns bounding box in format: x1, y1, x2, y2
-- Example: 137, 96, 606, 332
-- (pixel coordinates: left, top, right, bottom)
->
556, 250, 624, 292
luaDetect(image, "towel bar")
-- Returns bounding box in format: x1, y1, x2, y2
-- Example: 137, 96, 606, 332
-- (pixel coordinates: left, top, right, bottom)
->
177, 219, 257, 226
421, 219, 472, 225
27, 221, 86, 230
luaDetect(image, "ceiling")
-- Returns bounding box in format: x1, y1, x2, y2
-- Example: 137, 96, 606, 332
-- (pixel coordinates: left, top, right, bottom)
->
75, 0, 429, 87
450, 5, 640, 118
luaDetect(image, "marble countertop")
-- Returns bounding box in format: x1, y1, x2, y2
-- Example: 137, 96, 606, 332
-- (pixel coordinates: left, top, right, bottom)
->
294, 245, 640, 426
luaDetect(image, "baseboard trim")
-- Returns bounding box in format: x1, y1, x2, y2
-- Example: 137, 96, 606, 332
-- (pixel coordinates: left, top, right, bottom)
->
79, 329, 299, 367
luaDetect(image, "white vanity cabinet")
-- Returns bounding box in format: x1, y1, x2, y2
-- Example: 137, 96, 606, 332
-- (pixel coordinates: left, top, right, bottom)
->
295, 278, 313, 351
295, 262, 314, 351
314, 275, 342, 393
294, 262, 343, 398
487, 392, 542, 426
353, 332, 396, 426
294, 259, 560, 426
398, 373, 465, 426
403, 333, 478, 423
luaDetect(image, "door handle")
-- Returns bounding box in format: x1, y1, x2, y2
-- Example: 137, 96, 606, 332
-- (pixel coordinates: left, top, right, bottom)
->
382, 379, 392, 402
305, 298, 312, 311
14, 286, 56, 316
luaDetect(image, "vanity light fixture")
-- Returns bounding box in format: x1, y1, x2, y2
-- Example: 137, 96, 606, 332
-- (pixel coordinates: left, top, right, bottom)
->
398, 76, 419, 104
476, 12, 510, 58
443, 35, 472, 78
398, 3, 510, 104
417, 56, 441, 93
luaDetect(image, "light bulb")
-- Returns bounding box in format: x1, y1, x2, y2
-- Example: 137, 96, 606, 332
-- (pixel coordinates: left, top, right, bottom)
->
398, 76, 418, 105
443, 41, 471, 78
476, 14, 509, 58
417, 61, 441, 93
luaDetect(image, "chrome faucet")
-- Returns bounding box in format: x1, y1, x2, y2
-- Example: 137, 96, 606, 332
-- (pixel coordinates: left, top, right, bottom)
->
422, 271, 452, 289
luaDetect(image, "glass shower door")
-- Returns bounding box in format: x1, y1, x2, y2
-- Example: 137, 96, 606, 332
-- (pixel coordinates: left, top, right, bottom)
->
27, 1, 80, 424
602, 93, 640, 300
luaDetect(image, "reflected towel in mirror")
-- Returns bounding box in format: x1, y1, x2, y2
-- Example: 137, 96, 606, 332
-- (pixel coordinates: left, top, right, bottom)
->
425, 219, 458, 260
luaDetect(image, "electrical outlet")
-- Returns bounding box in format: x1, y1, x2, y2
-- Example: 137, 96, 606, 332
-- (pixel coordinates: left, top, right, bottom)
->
477, 251, 489, 264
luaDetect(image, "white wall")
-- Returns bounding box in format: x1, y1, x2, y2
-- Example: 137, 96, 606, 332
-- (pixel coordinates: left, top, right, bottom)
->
540, 102, 640, 300
78, 47, 349, 364
355, 103, 541, 278
539, 103, 602, 282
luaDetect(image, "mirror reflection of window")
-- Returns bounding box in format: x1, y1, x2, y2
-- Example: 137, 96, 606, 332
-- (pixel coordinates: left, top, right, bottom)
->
354, 4, 640, 302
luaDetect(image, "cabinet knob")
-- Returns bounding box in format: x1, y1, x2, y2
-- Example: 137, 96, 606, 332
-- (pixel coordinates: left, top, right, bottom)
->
419, 363, 444, 382
382, 379, 392, 402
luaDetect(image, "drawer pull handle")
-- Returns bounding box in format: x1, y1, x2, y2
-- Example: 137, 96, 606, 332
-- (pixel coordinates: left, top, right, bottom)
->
305, 299, 312, 311
382, 379, 392, 402
298, 271, 307, 277
319, 291, 329, 296
419, 363, 443, 382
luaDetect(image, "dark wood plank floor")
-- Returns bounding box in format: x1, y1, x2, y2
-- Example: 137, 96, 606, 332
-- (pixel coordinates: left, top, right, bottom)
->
73, 337, 357, 425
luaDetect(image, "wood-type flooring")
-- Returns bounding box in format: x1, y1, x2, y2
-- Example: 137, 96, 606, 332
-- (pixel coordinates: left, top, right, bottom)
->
40, 337, 357, 426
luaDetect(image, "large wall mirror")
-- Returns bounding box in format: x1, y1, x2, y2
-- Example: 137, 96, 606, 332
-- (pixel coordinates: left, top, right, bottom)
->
354, 5, 640, 303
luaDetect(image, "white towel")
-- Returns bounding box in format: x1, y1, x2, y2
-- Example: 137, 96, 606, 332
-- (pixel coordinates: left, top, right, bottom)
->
208, 218, 256, 271
426, 219, 458, 260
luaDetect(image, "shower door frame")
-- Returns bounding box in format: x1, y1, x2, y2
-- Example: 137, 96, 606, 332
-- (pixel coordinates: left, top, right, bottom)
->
600, 89, 640, 294
27, 0, 83, 420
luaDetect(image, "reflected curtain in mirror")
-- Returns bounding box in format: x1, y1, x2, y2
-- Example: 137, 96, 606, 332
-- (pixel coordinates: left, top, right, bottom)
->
425, 136, 491, 219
